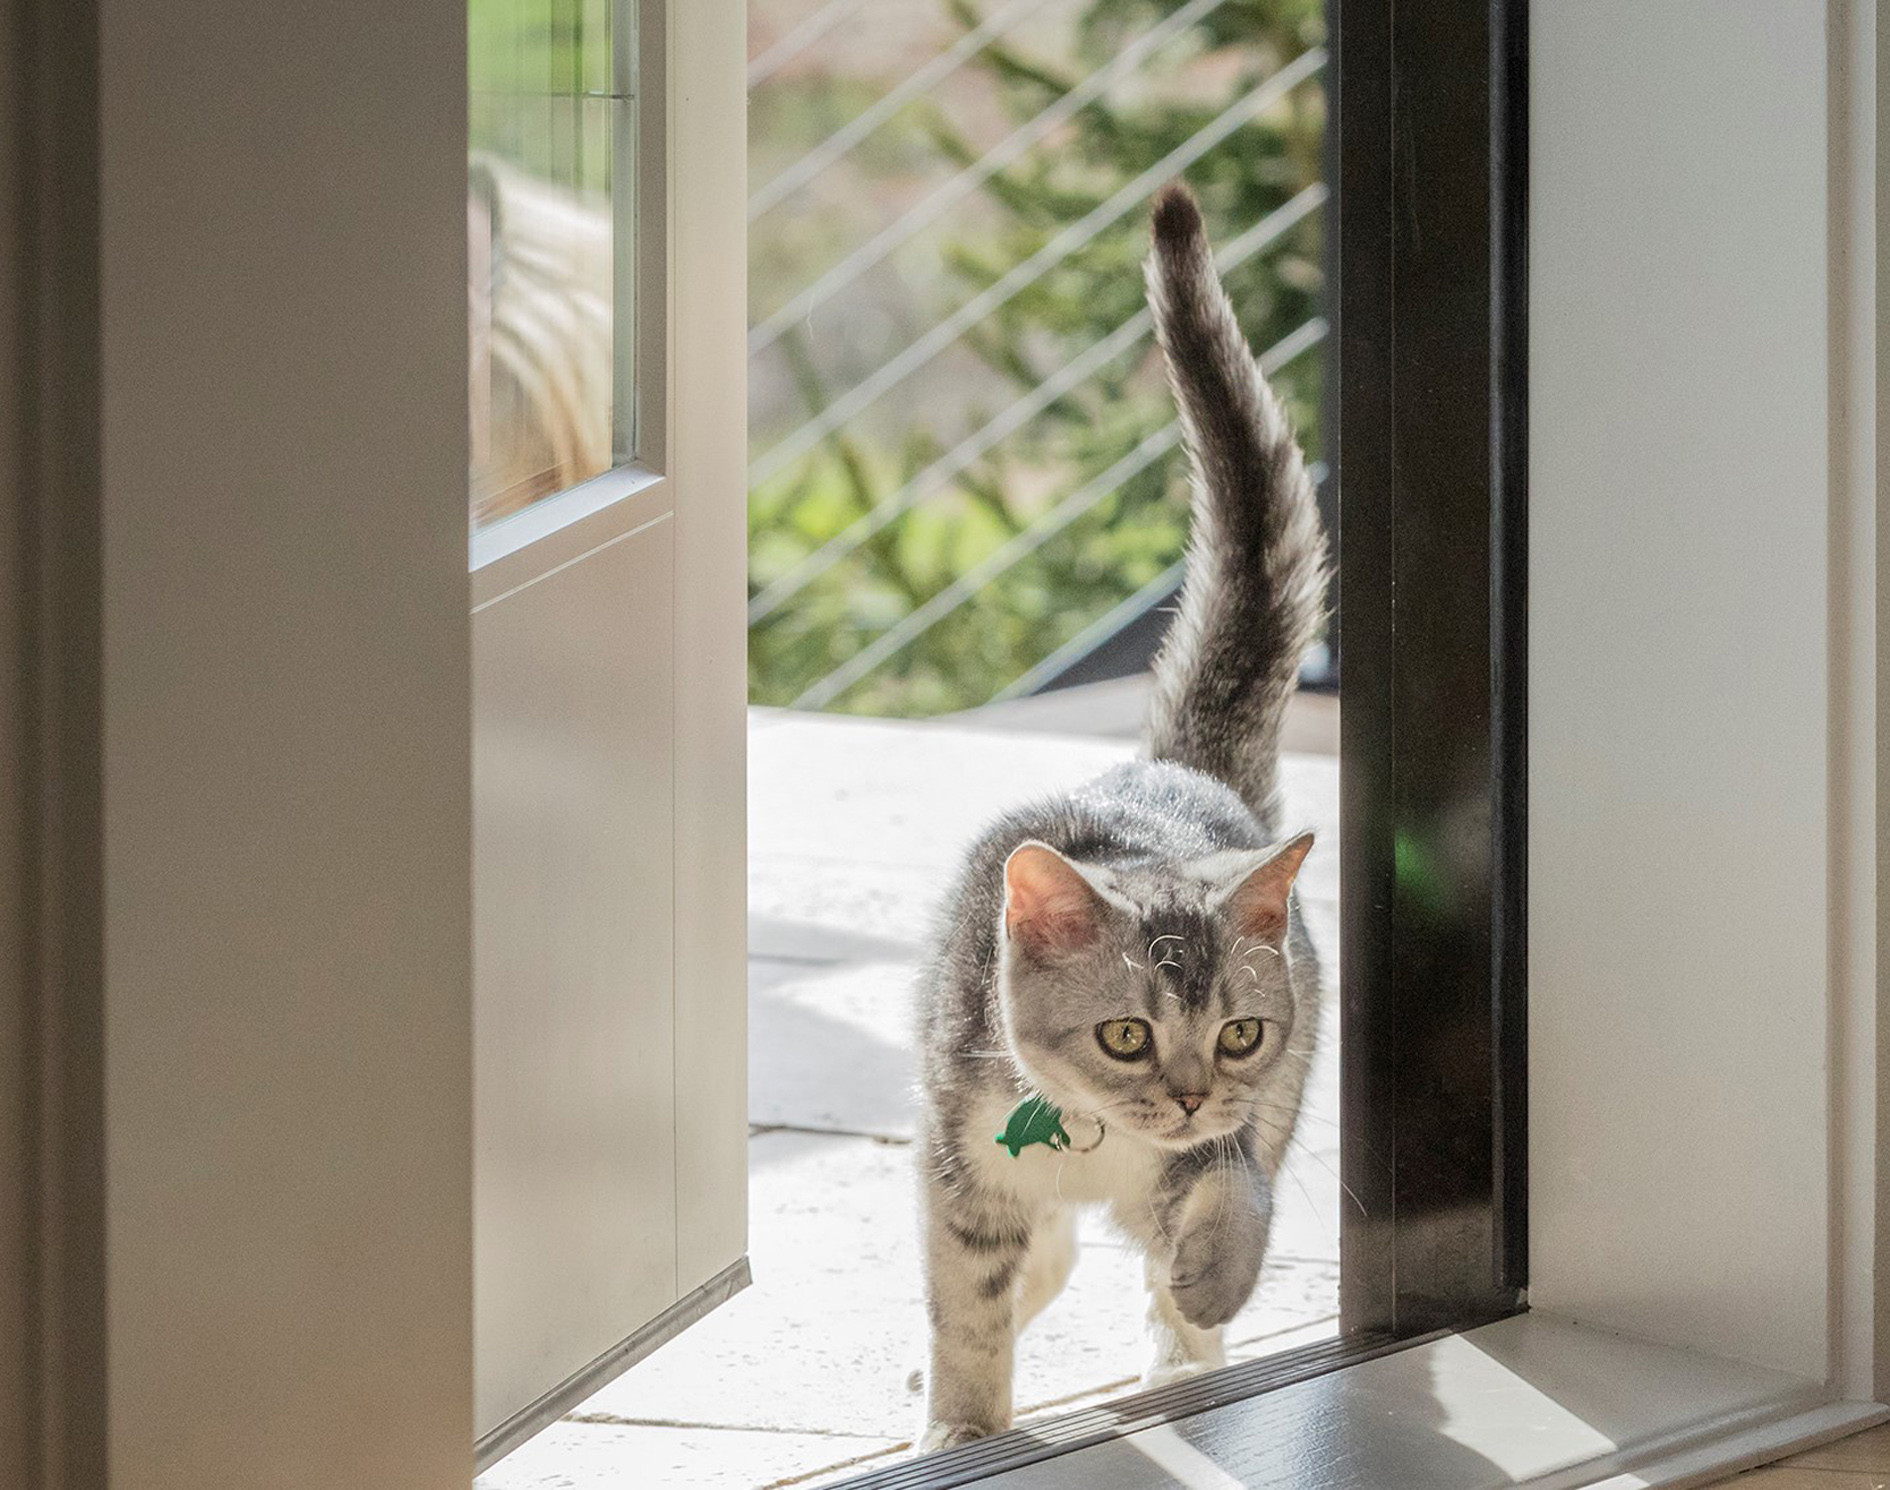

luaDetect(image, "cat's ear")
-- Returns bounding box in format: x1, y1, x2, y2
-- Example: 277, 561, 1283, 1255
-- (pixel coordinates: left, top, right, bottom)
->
1004, 842, 1105, 958
1216, 832, 1314, 942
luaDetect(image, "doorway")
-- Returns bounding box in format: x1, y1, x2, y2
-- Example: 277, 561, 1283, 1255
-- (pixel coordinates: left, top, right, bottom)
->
477, 1, 1340, 1485
471, 0, 1527, 1483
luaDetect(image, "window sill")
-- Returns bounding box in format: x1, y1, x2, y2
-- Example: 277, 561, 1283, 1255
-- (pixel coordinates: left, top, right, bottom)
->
470, 461, 669, 595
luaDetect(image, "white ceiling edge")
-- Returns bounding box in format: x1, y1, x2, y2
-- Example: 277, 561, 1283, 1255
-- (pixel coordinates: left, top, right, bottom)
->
973, 1314, 1886, 1489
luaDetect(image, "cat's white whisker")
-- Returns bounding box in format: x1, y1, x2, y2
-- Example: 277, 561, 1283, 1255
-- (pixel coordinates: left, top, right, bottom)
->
1283, 1142, 1370, 1217
1276, 1159, 1341, 1249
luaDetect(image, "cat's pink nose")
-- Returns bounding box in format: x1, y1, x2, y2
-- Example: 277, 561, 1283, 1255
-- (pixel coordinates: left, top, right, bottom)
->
1174, 1093, 1205, 1115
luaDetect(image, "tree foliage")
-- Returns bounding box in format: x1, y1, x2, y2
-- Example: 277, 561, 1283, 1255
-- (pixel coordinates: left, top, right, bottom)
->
749, 0, 1327, 716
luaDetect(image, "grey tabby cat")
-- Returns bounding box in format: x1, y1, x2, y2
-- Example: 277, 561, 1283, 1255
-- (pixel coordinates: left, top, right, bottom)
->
915, 183, 1327, 1452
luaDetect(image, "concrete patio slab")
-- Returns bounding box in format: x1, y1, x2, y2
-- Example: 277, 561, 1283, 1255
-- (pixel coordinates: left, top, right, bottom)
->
750, 714, 1339, 958
577, 1128, 1337, 1443
479, 709, 1343, 1490
474, 1419, 903, 1490
750, 958, 918, 1137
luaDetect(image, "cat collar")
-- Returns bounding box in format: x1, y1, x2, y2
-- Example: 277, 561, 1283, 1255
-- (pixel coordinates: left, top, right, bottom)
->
994, 1095, 1105, 1157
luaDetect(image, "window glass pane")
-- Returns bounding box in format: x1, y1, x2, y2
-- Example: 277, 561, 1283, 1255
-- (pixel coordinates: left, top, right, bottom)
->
468, 0, 628, 529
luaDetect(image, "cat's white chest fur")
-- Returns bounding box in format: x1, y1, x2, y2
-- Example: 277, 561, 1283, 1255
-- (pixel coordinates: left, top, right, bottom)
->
962, 1090, 1163, 1208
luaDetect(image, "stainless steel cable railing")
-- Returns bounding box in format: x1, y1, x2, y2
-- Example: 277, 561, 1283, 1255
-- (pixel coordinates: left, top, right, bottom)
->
750, 46, 1326, 488
747, 182, 1326, 625
747, 0, 1244, 358
789, 318, 1327, 710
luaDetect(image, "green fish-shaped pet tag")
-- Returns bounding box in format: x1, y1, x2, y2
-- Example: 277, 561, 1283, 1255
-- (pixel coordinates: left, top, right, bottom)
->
994, 1095, 1072, 1157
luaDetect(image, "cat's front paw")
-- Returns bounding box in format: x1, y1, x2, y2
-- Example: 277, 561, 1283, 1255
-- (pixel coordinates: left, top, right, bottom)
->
919, 1420, 1001, 1454
1168, 1216, 1265, 1329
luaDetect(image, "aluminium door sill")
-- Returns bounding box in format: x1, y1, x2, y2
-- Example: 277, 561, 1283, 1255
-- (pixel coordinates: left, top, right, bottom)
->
837, 1312, 1886, 1489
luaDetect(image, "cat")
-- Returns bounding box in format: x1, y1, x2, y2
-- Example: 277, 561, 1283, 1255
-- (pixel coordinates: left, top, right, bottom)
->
914, 182, 1328, 1453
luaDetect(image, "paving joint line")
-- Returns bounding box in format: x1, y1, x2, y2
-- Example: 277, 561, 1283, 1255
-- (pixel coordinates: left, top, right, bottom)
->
750, 1122, 915, 1145
564, 1412, 901, 1442
759, 1439, 916, 1490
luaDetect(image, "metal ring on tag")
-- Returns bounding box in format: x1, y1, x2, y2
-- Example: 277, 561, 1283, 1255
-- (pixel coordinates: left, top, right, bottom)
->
1064, 1114, 1105, 1153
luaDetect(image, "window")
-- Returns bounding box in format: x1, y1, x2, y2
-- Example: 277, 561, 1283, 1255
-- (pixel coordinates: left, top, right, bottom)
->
468, 0, 634, 529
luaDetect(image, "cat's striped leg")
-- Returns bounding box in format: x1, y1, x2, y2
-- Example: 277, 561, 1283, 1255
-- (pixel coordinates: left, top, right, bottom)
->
919, 1192, 1034, 1452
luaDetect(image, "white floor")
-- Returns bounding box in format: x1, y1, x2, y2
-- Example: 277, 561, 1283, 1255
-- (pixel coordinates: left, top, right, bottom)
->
478, 708, 1341, 1490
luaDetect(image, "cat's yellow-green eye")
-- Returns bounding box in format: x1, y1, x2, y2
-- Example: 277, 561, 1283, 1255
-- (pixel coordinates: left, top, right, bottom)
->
1096, 1018, 1152, 1061
1219, 1017, 1263, 1057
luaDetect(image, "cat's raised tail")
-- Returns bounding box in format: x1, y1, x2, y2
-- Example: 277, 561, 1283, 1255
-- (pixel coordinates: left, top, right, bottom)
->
1142, 183, 1328, 831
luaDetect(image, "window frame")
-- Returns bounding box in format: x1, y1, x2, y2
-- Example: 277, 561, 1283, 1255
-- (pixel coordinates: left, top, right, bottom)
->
469, 0, 669, 577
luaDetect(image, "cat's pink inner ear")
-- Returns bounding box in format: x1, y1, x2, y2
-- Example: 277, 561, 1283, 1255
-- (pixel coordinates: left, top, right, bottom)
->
1004, 843, 1103, 957
1225, 832, 1314, 941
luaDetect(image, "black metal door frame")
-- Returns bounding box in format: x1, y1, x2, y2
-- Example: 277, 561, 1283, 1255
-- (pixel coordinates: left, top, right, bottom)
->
1336, 0, 1530, 1338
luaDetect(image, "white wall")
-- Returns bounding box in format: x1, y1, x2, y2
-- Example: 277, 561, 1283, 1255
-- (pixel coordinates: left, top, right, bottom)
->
1531, 0, 1874, 1390
94, 0, 474, 1483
